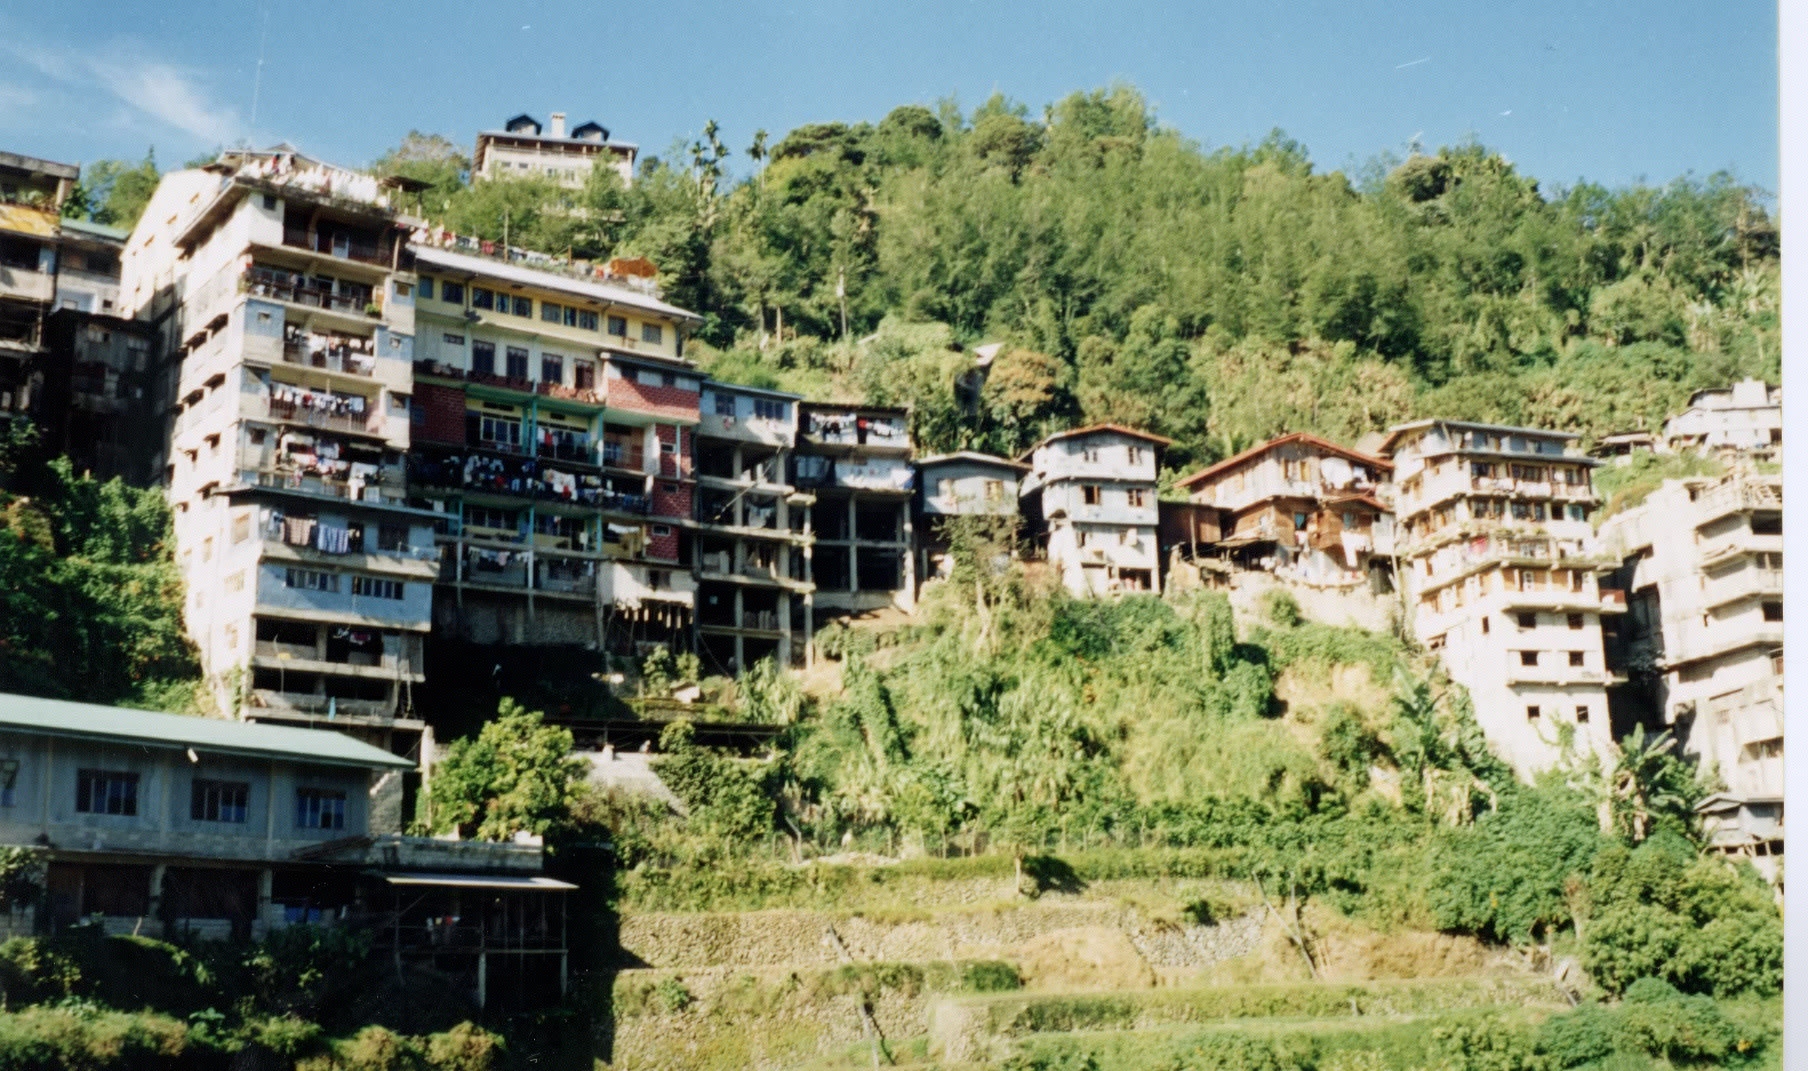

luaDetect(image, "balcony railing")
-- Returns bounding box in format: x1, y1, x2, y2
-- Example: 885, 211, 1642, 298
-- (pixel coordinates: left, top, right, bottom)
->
536, 437, 595, 464
282, 339, 377, 377
266, 397, 382, 437
246, 267, 377, 316
250, 468, 401, 504
601, 442, 645, 471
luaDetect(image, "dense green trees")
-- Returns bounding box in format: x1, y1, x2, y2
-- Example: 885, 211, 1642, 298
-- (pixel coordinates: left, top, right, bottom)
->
0, 438, 197, 709
369, 84, 1774, 471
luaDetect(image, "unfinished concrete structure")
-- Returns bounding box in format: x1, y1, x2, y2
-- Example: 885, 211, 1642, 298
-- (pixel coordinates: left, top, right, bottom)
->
795, 403, 916, 617
694, 382, 814, 671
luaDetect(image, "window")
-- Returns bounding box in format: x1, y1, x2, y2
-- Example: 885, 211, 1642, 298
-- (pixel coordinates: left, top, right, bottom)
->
641, 323, 663, 344
471, 340, 495, 375
475, 413, 521, 449
984, 479, 1005, 503
352, 576, 404, 600
542, 300, 563, 323
1519, 650, 1539, 666
1568, 651, 1585, 667
285, 568, 339, 592
574, 362, 595, 390
713, 393, 736, 416
1762, 601, 1783, 622
1075, 529, 1088, 548
1127, 446, 1144, 465
505, 347, 529, 380
295, 788, 346, 831
607, 315, 628, 337
1526, 705, 1541, 720
191, 779, 249, 823
0, 759, 17, 806
1082, 485, 1101, 505
231, 513, 251, 544
77, 769, 139, 816
377, 524, 408, 551
441, 333, 466, 348
419, 278, 433, 301
647, 569, 669, 590
577, 309, 598, 331
1570, 571, 1585, 593
1575, 705, 1590, 724
652, 524, 672, 536
471, 286, 494, 310
1567, 613, 1583, 630
202, 536, 213, 562
1128, 488, 1148, 508
1481, 616, 1490, 634
1471, 462, 1495, 478
393, 282, 411, 299
937, 478, 955, 498
1517, 612, 1537, 629
463, 506, 517, 531
541, 355, 563, 384
753, 397, 788, 420
441, 281, 465, 305
1082, 447, 1100, 463
507, 295, 529, 317
262, 193, 278, 210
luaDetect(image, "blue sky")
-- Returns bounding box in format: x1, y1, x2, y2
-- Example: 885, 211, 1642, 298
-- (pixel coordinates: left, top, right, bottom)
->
0, 1, 1777, 195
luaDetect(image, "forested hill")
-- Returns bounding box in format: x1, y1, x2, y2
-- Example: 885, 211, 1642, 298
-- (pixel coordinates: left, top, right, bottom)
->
86, 86, 1778, 474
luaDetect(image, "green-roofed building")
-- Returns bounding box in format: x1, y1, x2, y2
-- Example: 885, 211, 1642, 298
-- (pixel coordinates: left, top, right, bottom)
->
0, 692, 573, 1011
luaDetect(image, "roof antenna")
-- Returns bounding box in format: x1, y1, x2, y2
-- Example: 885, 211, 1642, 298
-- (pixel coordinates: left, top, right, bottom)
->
249, 1, 272, 136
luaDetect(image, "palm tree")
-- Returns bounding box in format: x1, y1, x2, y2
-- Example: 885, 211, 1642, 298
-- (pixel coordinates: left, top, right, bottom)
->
1608, 726, 1688, 843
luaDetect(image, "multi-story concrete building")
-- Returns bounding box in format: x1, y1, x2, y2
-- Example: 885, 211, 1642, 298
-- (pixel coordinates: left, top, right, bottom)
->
1663, 379, 1781, 458
795, 403, 916, 617
0, 152, 75, 417
1020, 424, 1169, 597
120, 147, 436, 748
1379, 420, 1620, 776
406, 241, 703, 657
913, 451, 1028, 584
37, 309, 157, 482
1173, 432, 1394, 588
694, 382, 814, 671
52, 217, 127, 315
473, 112, 637, 189
1600, 471, 1783, 879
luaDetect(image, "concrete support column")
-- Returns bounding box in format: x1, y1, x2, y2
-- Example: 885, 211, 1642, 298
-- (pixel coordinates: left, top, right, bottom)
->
256, 868, 274, 937
148, 863, 167, 935
733, 588, 745, 673
847, 496, 860, 594
777, 596, 792, 667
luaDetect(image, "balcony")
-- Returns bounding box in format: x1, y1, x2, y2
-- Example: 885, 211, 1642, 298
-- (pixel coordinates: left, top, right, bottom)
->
536, 436, 596, 465
264, 396, 382, 437
249, 467, 403, 505
246, 266, 378, 318
281, 226, 386, 267
601, 441, 646, 472
408, 450, 651, 512
1702, 567, 1784, 610
281, 338, 377, 378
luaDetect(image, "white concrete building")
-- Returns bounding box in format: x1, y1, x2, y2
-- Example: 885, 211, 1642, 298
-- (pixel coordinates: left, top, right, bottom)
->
1663, 379, 1780, 457
1379, 420, 1620, 776
914, 451, 1030, 584
120, 147, 436, 750
1600, 471, 1782, 879
473, 112, 637, 189
1020, 424, 1169, 597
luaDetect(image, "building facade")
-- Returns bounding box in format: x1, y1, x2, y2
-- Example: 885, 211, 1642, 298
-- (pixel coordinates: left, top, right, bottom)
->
474, 113, 637, 189
1020, 425, 1169, 597
1663, 379, 1781, 458
1600, 471, 1783, 879
407, 243, 704, 657
119, 148, 435, 748
1174, 432, 1394, 588
0, 152, 76, 417
914, 451, 1028, 585
0, 692, 573, 1009
1380, 420, 1620, 776
796, 403, 916, 617
694, 382, 814, 671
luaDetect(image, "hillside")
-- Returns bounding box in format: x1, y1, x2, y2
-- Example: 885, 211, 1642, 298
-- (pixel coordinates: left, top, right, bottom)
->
582, 561, 1782, 1069
352, 86, 1783, 474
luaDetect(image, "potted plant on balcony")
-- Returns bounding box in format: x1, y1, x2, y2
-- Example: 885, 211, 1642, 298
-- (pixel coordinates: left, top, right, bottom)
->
364, 301, 382, 317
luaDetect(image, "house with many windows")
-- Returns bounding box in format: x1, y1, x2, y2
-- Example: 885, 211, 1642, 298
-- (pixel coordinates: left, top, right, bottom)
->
1173, 432, 1394, 589
119, 147, 436, 750
913, 451, 1029, 585
1379, 419, 1620, 776
407, 243, 704, 656
473, 112, 637, 189
0, 151, 77, 417
1019, 424, 1170, 597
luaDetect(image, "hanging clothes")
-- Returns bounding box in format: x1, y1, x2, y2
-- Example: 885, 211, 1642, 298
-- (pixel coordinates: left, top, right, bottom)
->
317, 525, 351, 554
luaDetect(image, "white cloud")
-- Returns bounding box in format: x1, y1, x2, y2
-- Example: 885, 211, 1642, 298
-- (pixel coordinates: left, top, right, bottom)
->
1, 38, 242, 145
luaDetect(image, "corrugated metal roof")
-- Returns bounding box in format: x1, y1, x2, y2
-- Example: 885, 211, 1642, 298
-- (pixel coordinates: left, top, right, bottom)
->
0, 692, 413, 769
382, 872, 577, 890
412, 246, 699, 324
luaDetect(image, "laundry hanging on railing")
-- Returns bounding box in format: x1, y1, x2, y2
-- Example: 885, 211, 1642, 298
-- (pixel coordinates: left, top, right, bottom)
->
316, 525, 351, 554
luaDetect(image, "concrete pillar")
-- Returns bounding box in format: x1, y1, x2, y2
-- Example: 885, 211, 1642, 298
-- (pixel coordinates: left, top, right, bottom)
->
256, 868, 274, 937
777, 595, 791, 667
733, 587, 745, 673
148, 863, 167, 935
847, 496, 860, 594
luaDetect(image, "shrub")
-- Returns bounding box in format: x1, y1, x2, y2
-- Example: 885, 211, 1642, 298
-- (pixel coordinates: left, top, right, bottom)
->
651, 977, 694, 1014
